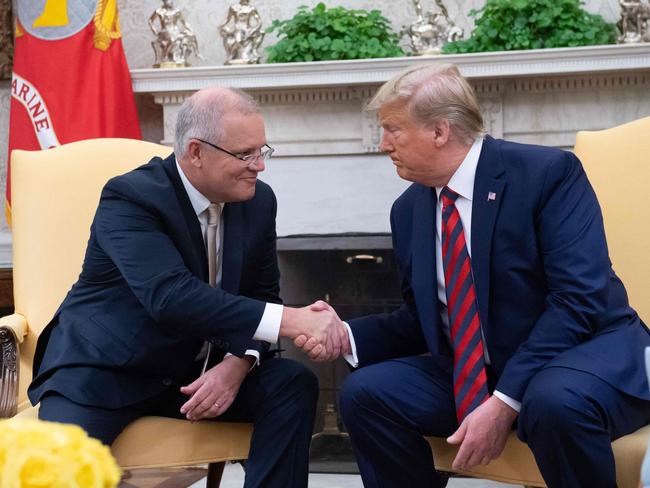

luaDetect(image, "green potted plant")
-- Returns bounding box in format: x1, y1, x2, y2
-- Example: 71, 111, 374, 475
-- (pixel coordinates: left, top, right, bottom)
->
265, 2, 404, 62
443, 0, 617, 53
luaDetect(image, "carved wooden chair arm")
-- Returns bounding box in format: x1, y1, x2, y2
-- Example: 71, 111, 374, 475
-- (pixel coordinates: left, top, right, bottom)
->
0, 313, 28, 418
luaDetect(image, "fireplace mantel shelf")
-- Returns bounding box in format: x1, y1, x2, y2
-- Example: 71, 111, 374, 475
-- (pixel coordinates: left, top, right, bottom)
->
131, 43, 650, 93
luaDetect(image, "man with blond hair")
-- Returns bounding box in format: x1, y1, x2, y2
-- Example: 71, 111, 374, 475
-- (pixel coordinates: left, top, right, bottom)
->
300, 64, 650, 487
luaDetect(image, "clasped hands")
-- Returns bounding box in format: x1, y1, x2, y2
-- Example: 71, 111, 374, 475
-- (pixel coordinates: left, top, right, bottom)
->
280, 300, 350, 362
179, 300, 348, 421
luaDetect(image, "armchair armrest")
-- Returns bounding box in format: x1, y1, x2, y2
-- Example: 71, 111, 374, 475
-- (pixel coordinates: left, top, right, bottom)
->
0, 314, 27, 418
0, 314, 27, 343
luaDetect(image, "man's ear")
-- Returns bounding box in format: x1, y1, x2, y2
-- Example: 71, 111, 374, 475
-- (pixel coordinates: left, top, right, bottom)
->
186, 140, 203, 168
431, 119, 451, 147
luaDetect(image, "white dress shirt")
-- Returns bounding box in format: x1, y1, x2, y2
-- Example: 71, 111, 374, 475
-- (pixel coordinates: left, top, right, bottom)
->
175, 159, 283, 364
345, 139, 521, 412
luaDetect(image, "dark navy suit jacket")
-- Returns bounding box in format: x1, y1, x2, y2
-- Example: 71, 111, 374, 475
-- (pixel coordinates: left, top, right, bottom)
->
29, 154, 281, 408
350, 136, 650, 402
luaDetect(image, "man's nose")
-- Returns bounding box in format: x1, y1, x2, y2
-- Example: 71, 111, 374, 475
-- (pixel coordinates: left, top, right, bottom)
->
248, 157, 265, 173
379, 132, 393, 153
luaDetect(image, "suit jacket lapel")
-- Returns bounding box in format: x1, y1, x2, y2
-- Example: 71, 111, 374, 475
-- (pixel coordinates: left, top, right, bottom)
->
471, 137, 506, 341
411, 186, 441, 355
222, 203, 244, 294
162, 155, 208, 282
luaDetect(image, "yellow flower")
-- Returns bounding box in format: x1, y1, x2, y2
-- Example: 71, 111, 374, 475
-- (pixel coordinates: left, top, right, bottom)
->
0, 418, 121, 488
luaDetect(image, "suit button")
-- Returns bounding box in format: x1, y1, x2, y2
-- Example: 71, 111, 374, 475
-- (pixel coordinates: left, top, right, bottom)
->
162, 378, 173, 386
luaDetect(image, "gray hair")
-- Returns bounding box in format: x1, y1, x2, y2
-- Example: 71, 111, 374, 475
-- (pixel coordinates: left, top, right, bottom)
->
367, 63, 485, 145
174, 87, 260, 157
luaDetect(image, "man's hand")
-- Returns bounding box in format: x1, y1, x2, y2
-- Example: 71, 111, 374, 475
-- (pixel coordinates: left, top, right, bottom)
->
446, 396, 518, 471
179, 354, 252, 421
279, 301, 346, 361
293, 301, 350, 362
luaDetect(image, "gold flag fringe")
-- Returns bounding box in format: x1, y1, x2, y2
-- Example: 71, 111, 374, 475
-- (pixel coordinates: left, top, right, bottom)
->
93, 0, 121, 51
15, 19, 24, 39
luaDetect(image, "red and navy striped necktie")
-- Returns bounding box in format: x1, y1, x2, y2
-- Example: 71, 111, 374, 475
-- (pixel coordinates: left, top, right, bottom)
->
440, 186, 490, 422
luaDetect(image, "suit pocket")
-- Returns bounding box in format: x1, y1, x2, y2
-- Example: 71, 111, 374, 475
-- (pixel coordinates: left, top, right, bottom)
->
78, 314, 137, 366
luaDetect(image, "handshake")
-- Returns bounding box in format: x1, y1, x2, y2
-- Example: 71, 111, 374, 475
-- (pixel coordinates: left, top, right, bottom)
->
279, 301, 351, 362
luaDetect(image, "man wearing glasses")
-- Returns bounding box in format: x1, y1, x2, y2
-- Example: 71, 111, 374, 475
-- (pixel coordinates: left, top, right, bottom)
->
29, 86, 346, 488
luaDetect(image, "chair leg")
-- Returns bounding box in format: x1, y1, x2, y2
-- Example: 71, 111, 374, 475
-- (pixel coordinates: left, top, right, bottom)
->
206, 462, 225, 488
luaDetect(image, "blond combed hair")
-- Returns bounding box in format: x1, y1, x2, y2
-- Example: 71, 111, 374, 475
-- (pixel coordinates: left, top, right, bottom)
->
367, 63, 485, 145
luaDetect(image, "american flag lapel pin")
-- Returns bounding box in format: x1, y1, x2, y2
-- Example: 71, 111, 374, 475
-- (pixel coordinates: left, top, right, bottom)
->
487, 191, 496, 201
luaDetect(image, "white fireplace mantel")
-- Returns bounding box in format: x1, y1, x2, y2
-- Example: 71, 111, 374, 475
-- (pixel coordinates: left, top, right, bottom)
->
131, 44, 650, 92
131, 44, 650, 155
127, 44, 650, 239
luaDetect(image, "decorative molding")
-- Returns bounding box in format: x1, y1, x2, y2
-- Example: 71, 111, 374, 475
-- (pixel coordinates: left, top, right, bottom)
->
132, 44, 650, 93
480, 95, 504, 139
143, 45, 650, 154
153, 102, 183, 147
473, 80, 507, 96
152, 92, 194, 106
473, 81, 506, 139
0, 0, 13, 80
252, 86, 376, 106
362, 109, 381, 154
152, 86, 377, 107
145, 45, 650, 154
510, 72, 650, 92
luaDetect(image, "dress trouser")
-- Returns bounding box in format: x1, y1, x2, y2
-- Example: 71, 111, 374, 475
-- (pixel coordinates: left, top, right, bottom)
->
339, 355, 650, 488
39, 358, 319, 488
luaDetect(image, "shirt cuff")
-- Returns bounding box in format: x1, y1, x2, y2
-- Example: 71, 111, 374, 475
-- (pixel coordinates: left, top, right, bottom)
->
343, 322, 359, 368
493, 390, 521, 412
252, 303, 283, 344
225, 350, 260, 372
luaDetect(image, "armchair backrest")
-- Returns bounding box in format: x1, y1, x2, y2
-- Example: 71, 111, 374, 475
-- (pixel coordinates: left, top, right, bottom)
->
11, 138, 172, 409
574, 117, 650, 323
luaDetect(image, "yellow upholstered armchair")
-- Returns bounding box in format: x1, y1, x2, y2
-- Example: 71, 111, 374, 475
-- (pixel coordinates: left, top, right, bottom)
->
0, 138, 252, 486
426, 117, 650, 488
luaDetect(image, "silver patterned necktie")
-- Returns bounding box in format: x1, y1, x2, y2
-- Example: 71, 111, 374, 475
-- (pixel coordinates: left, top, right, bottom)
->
201, 203, 221, 374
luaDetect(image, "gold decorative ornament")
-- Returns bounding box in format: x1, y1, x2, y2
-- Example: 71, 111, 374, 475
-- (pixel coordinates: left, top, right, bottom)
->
402, 0, 463, 55
219, 0, 265, 65
149, 0, 202, 68
618, 0, 650, 43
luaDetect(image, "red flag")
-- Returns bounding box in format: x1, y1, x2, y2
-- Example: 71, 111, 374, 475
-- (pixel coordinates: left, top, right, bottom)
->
7, 0, 142, 224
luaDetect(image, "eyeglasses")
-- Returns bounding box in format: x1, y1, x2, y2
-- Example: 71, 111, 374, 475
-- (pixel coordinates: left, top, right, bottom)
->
194, 138, 274, 166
